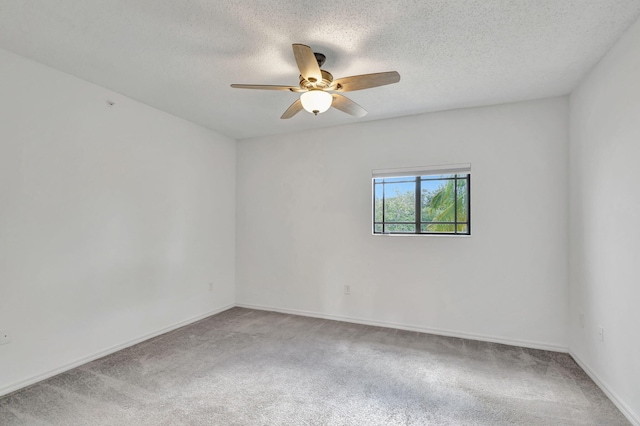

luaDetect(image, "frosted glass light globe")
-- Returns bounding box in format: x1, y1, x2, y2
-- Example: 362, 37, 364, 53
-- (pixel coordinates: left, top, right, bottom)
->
300, 90, 332, 115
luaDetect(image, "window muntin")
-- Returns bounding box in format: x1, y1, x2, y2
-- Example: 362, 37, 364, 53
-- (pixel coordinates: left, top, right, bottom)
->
373, 173, 470, 235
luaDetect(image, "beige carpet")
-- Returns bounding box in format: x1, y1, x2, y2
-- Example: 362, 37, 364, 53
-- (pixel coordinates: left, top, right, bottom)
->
0, 307, 629, 425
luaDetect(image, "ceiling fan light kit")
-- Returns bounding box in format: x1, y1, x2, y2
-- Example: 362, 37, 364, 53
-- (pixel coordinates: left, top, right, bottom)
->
300, 90, 332, 115
231, 43, 400, 119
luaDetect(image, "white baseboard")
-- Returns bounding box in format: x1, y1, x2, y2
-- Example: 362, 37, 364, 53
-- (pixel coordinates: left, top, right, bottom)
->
236, 302, 568, 353
0, 303, 235, 398
569, 350, 639, 426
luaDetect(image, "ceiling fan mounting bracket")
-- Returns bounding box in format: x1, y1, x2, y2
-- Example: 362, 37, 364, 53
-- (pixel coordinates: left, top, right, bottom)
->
314, 52, 326, 67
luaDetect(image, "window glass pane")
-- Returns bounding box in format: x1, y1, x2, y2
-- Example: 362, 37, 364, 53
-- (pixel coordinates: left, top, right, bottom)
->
421, 179, 455, 222
385, 224, 416, 233
373, 171, 470, 236
421, 223, 455, 233
374, 183, 384, 222
456, 178, 468, 222
384, 182, 415, 222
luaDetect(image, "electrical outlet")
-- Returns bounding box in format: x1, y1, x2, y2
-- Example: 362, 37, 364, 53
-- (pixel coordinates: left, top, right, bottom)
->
597, 326, 604, 342
579, 313, 585, 329
0, 331, 11, 345
344, 285, 351, 295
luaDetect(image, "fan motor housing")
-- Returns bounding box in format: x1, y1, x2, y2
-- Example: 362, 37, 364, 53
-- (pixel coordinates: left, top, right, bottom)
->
299, 70, 333, 90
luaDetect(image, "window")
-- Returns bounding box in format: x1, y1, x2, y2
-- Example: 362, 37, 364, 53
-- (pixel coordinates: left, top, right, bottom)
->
372, 164, 471, 235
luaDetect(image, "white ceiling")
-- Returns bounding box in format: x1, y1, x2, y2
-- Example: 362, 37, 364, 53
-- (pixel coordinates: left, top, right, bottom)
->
1, 1, 639, 140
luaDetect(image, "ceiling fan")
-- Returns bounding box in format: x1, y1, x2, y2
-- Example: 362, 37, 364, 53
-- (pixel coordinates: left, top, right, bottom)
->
231, 44, 400, 119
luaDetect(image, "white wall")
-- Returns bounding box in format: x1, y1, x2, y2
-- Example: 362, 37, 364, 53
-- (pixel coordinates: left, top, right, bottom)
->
569, 16, 640, 424
236, 97, 569, 350
0, 48, 236, 395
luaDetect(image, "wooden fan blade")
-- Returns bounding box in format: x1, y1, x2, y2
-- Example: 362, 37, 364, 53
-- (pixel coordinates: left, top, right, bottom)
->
331, 94, 367, 118
331, 71, 400, 92
281, 98, 304, 119
292, 44, 322, 84
231, 84, 303, 92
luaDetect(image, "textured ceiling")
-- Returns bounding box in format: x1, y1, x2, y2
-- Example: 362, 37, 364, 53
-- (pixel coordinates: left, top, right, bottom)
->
1, 1, 640, 140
